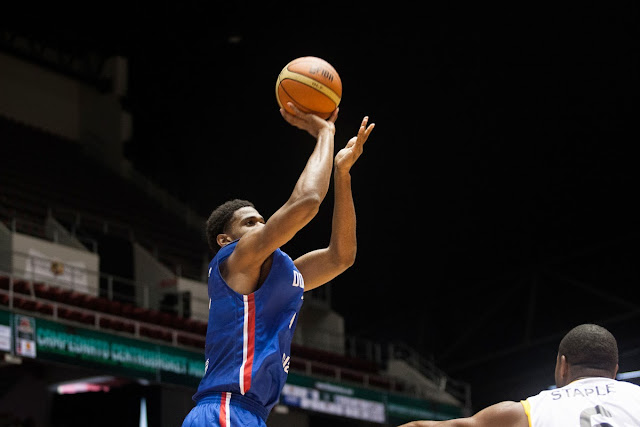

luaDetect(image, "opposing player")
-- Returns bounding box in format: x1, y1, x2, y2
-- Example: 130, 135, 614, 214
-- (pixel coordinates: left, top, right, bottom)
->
181, 103, 375, 427
398, 323, 640, 426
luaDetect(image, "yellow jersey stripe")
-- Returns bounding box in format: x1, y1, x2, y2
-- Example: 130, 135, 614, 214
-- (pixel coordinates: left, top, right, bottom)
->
521, 400, 532, 427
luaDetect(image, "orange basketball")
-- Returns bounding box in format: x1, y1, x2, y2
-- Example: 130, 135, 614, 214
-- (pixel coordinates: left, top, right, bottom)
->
275, 56, 342, 119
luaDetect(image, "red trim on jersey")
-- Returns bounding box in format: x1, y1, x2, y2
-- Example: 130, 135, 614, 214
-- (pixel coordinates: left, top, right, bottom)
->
242, 294, 256, 394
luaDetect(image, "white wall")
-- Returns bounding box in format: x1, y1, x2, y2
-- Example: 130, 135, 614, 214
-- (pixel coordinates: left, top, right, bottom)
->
11, 232, 100, 295
133, 242, 176, 309
133, 242, 208, 320
294, 302, 345, 354
177, 277, 208, 322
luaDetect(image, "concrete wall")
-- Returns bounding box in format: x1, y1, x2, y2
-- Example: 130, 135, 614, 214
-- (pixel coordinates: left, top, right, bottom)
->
0, 51, 131, 172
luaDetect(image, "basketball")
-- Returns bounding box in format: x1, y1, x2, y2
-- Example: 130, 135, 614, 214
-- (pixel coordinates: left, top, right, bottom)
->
275, 56, 342, 119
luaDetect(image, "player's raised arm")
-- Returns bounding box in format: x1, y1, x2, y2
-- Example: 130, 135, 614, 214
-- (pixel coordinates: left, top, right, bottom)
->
228, 104, 338, 274
295, 115, 375, 290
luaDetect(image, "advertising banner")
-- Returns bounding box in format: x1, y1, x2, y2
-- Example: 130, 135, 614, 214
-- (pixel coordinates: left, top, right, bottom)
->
0, 309, 204, 387
282, 373, 387, 423
14, 314, 36, 358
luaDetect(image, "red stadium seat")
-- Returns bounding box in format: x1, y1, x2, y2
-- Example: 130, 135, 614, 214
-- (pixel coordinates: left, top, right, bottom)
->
33, 282, 51, 299
105, 300, 123, 315
35, 302, 54, 316
14, 297, 37, 311
13, 279, 32, 295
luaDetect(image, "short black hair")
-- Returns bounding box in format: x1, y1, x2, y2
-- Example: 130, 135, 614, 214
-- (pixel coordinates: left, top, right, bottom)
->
205, 199, 255, 254
558, 323, 618, 374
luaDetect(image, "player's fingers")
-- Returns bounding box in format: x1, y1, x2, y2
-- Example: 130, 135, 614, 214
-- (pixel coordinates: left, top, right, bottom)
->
280, 108, 300, 125
287, 102, 315, 121
328, 107, 339, 123
280, 108, 294, 123
364, 123, 375, 138
359, 123, 374, 142
356, 123, 374, 147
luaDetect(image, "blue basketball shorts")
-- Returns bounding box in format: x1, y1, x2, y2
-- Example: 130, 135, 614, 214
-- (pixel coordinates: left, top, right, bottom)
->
182, 393, 268, 427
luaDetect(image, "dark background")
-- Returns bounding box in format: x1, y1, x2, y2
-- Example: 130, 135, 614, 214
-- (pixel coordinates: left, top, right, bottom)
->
6, 2, 639, 414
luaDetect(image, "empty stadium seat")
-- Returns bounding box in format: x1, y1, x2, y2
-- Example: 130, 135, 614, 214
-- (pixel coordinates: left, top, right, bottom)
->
35, 302, 54, 316
13, 297, 37, 312
33, 282, 51, 299
13, 279, 31, 295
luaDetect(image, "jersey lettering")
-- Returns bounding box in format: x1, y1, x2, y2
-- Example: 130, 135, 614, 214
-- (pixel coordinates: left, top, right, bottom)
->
292, 270, 304, 289
552, 384, 615, 400
289, 313, 296, 329
282, 353, 290, 373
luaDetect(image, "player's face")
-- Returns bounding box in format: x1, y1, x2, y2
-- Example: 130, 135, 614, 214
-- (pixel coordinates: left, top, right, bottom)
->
228, 207, 265, 239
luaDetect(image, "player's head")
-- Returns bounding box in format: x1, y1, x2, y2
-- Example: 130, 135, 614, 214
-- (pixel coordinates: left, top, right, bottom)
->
554, 323, 619, 387
206, 199, 261, 254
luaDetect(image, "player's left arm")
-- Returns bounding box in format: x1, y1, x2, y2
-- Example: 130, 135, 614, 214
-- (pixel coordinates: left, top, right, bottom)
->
294, 116, 374, 291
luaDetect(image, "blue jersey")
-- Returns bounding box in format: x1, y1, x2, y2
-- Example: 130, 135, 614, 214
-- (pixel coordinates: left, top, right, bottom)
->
192, 240, 304, 420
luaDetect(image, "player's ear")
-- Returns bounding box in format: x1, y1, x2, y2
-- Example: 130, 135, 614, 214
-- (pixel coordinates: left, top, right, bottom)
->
559, 354, 569, 379
217, 233, 233, 247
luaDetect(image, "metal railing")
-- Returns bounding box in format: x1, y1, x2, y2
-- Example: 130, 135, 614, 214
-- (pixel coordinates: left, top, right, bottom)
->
1, 248, 203, 318
388, 341, 471, 409
0, 272, 206, 350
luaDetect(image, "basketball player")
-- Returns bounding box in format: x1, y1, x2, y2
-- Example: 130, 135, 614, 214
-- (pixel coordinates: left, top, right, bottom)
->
181, 103, 375, 427
398, 323, 640, 426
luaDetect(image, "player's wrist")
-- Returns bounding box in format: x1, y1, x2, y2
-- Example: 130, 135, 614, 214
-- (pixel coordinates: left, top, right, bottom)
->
334, 166, 351, 178
317, 126, 335, 139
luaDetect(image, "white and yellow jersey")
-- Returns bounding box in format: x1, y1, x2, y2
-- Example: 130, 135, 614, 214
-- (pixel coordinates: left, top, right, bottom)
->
521, 377, 640, 426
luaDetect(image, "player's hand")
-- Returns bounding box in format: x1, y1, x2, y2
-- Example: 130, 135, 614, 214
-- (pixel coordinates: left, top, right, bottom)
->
335, 116, 374, 173
280, 102, 337, 138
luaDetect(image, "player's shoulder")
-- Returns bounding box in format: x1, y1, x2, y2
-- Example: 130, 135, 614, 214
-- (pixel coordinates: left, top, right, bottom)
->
217, 239, 239, 256
615, 379, 640, 393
